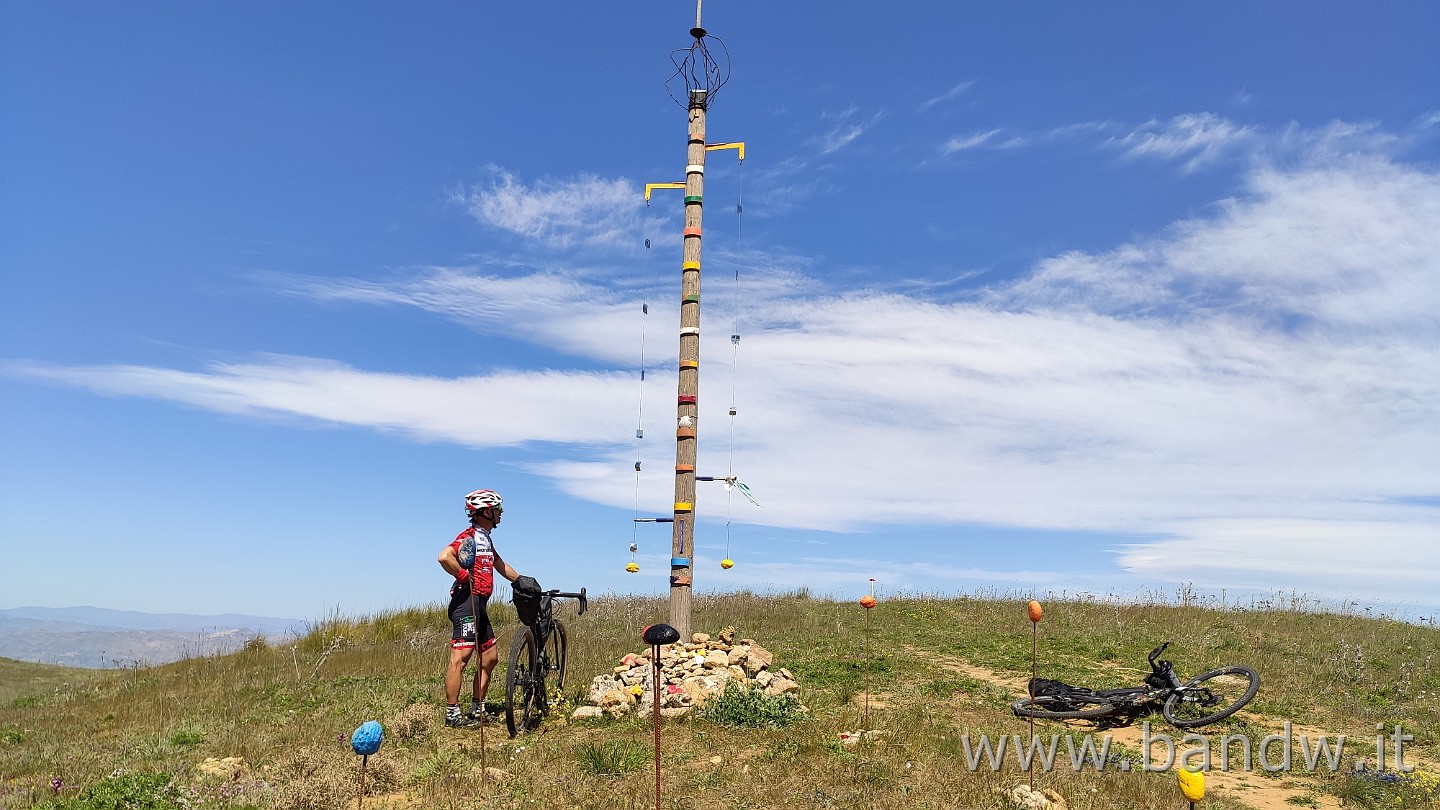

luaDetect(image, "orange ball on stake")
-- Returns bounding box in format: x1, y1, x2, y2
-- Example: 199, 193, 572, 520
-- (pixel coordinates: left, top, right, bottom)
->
860, 594, 877, 609
1027, 600, 1043, 623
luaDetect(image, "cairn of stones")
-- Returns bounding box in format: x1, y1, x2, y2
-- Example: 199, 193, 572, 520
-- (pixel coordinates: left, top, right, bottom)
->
573, 626, 802, 720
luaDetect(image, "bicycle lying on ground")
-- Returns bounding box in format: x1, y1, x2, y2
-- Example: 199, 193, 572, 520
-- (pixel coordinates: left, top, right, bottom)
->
1011, 642, 1260, 729
504, 587, 587, 737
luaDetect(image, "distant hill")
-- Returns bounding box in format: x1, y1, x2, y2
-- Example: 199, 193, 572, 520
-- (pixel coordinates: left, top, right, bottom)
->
0, 606, 303, 669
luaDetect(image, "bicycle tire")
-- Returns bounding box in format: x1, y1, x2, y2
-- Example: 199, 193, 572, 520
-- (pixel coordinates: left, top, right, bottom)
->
504, 627, 541, 737
1010, 695, 1117, 720
1162, 665, 1260, 728
547, 619, 568, 693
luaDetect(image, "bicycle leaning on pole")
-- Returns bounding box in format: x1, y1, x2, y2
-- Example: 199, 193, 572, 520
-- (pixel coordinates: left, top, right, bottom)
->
505, 585, 588, 737
1011, 642, 1260, 729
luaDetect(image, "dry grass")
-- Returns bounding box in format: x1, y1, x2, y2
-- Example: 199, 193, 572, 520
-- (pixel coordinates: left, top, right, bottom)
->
1, 590, 1436, 809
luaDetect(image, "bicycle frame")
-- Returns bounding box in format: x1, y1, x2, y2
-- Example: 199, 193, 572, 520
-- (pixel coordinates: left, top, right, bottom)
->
531, 590, 587, 682
1145, 642, 1185, 692
505, 587, 587, 737
1013, 641, 1260, 729
1091, 643, 1193, 709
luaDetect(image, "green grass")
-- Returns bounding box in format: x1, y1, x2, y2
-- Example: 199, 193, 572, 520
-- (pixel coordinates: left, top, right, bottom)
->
0, 592, 1436, 809
695, 682, 807, 729
37, 772, 194, 809
0, 658, 102, 707
574, 738, 650, 776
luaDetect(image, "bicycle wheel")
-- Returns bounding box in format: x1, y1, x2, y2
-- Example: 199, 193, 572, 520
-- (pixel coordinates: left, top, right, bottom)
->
1010, 695, 1117, 721
504, 627, 541, 737
1162, 665, 1260, 728
547, 619, 568, 693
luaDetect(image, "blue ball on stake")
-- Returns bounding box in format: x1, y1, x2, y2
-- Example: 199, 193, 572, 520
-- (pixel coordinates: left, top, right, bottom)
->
351, 721, 383, 756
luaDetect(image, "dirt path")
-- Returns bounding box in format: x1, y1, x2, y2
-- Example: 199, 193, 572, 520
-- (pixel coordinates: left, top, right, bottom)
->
917, 649, 1344, 810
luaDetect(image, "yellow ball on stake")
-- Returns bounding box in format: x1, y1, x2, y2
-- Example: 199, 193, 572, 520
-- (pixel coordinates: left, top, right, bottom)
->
1178, 766, 1205, 805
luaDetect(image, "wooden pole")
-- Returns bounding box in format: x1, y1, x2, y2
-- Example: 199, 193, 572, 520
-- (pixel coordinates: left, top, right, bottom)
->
669, 86, 707, 639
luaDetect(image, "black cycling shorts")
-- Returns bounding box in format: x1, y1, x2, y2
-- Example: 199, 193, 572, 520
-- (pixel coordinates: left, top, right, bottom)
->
448, 588, 496, 652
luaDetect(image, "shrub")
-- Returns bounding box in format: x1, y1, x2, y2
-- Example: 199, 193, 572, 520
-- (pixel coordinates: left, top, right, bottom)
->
168, 729, 204, 748
575, 739, 650, 776
386, 702, 433, 742
42, 772, 184, 809
1336, 766, 1440, 808
696, 683, 806, 729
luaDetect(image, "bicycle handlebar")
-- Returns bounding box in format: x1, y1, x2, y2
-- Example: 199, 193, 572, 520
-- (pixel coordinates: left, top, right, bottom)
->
541, 587, 588, 616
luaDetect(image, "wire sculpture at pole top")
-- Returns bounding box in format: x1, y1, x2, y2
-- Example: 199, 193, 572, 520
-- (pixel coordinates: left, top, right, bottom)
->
665, 22, 730, 110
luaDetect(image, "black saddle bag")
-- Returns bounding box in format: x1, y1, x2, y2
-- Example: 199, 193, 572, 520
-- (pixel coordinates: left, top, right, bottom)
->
1028, 677, 1101, 708
511, 576, 543, 628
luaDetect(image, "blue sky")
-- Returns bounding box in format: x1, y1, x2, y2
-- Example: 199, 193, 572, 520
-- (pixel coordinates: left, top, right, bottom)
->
3, 2, 1438, 622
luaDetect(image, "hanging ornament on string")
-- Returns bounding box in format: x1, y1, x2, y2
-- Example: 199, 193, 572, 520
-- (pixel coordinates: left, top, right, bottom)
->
722, 476, 761, 507
629, 461, 643, 572
720, 149, 747, 571
694, 474, 763, 571
635, 304, 649, 440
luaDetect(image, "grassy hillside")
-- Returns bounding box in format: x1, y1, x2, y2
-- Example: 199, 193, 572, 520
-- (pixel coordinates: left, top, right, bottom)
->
0, 659, 103, 707
1, 592, 1436, 809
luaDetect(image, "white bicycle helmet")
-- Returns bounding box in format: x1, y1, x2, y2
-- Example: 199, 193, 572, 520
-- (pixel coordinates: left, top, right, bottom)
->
464, 489, 503, 514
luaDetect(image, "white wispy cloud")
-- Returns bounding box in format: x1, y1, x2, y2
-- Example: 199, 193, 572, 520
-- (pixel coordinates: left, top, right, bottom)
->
274, 266, 655, 366
940, 115, 1400, 175
1271, 120, 1403, 164
1118, 520, 1440, 605
942, 128, 1004, 153
917, 80, 978, 113
932, 121, 1118, 160
449, 167, 662, 250
1003, 157, 1440, 330
6, 357, 637, 448
809, 107, 885, 155
1113, 112, 1257, 172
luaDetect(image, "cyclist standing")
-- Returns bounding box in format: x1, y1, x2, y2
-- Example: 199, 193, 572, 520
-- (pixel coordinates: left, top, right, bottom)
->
437, 488, 530, 728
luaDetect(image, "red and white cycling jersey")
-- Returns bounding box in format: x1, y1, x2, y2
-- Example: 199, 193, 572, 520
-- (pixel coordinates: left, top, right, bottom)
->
449, 526, 495, 598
